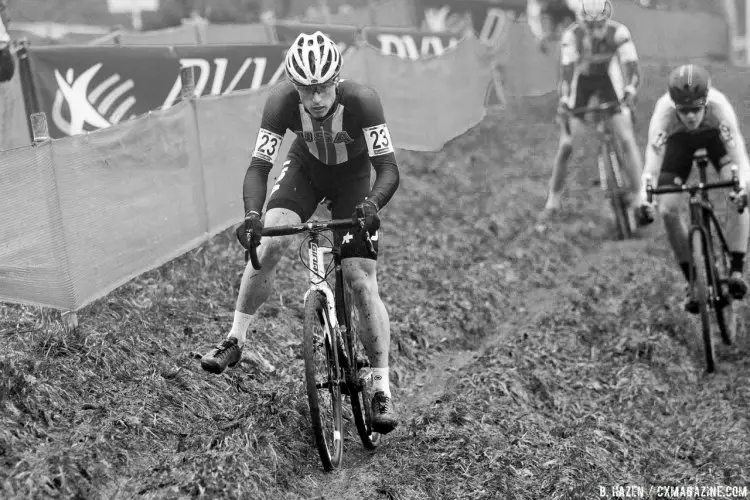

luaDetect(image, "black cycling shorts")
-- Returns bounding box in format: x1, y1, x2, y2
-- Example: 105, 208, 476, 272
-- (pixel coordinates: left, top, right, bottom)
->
266, 139, 379, 260
657, 128, 728, 187
570, 74, 620, 117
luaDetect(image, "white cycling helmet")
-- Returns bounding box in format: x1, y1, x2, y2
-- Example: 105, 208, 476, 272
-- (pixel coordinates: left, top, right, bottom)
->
578, 0, 613, 23
284, 31, 342, 86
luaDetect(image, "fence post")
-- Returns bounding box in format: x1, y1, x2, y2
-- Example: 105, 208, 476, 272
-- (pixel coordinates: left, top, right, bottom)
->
29, 110, 79, 332
15, 39, 40, 145
179, 65, 195, 102
30, 111, 49, 144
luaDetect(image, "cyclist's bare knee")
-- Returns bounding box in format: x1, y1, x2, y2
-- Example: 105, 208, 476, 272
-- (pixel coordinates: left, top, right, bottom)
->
659, 194, 682, 221
254, 208, 301, 266
342, 258, 379, 300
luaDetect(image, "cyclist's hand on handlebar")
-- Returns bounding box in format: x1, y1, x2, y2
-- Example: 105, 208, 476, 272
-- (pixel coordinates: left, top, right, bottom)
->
638, 201, 656, 226
622, 85, 637, 109
557, 97, 570, 116
243, 211, 263, 249
729, 188, 749, 212
353, 199, 380, 234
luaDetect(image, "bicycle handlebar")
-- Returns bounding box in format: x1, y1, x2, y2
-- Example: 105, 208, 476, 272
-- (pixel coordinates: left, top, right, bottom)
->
561, 100, 621, 118
247, 208, 375, 270
645, 164, 745, 212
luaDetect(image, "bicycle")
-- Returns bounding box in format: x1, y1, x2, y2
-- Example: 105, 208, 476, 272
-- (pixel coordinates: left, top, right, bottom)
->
561, 99, 636, 240
246, 206, 380, 471
645, 149, 747, 373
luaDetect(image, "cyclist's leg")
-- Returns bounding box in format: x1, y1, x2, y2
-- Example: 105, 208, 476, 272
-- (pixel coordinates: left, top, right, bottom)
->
708, 133, 749, 297
545, 75, 589, 211
658, 136, 700, 311
235, 149, 321, 320
327, 158, 397, 433
201, 146, 321, 374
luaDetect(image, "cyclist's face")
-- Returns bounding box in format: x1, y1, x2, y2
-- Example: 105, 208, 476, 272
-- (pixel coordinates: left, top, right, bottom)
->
295, 80, 337, 118
676, 105, 706, 130
583, 19, 607, 38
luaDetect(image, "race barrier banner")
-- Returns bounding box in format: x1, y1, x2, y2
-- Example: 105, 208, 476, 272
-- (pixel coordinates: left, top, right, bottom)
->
90, 22, 273, 46
362, 26, 462, 60
0, 34, 496, 312
26, 44, 287, 138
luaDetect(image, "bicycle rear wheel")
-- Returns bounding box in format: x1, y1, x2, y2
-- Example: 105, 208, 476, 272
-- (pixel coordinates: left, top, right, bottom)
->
344, 302, 381, 450
691, 229, 716, 373
302, 291, 344, 471
707, 216, 738, 346
599, 141, 633, 240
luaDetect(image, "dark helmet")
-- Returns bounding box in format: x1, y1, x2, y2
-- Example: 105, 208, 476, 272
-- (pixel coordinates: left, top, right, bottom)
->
668, 64, 710, 108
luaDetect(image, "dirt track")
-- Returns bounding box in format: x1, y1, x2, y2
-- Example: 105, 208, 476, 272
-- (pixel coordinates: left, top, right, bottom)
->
1, 61, 749, 499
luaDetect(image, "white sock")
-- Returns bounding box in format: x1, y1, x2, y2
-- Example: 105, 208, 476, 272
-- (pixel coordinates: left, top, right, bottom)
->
228, 311, 253, 346
372, 367, 390, 397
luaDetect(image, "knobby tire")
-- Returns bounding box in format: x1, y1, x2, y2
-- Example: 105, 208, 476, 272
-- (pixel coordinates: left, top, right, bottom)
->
344, 303, 381, 450
601, 140, 633, 240
691, 229, 716, 373
302, 291, 344, 471
708, 216, 738, 346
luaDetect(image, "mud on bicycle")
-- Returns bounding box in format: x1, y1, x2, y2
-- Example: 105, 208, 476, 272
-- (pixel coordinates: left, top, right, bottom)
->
245, 204, 381, 471
560, 98, 639, 240
645, 148, 748, 373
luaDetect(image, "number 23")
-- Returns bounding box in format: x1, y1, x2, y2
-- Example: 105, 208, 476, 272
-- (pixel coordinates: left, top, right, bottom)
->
259, 134, 278, 156
369, 128, 389, 149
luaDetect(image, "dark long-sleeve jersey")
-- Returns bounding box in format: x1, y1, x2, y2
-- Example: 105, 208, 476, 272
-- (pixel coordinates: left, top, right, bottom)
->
243, 79, 400, 215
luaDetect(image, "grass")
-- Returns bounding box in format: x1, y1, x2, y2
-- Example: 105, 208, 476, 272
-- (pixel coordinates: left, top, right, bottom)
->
1, 59, 750, 499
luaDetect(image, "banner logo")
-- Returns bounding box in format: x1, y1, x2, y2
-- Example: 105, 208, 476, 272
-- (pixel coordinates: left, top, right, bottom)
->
52, 63, 136, 136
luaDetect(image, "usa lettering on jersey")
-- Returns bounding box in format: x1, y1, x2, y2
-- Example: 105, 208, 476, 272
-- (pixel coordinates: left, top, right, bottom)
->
364, 124, 394, 156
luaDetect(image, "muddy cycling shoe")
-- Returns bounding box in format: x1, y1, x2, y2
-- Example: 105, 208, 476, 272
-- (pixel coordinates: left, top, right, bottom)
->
684, 285, 700, 315
200, 337, 242, 374
371, 391, 398, 434
727, 272, 748, 299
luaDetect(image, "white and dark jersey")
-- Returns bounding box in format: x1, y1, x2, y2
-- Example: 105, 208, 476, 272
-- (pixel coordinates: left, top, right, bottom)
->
645, 88, 750, 178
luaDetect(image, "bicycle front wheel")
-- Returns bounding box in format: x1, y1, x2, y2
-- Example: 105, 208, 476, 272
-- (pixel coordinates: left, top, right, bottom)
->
708, 216, 738, 346
302, 291, 344, 471
344, 302, 381, 450
691, 229, 716, 373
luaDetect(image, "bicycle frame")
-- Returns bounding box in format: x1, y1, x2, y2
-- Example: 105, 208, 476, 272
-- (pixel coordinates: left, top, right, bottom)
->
563, 101, 628, 193
302, 232, 341, 344
646, 152, 741, 300
300, 232, 357, 374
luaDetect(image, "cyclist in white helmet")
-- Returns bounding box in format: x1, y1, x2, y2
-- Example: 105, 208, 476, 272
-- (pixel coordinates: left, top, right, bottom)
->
542, 0, 644, 219
200, 31, 400, 435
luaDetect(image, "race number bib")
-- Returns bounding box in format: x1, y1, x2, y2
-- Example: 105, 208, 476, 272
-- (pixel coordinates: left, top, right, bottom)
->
252, 128, 283, 162
363, 124, 395, 157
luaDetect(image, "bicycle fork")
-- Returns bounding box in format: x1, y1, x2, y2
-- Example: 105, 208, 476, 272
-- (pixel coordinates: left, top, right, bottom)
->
688, 201, 719, 306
